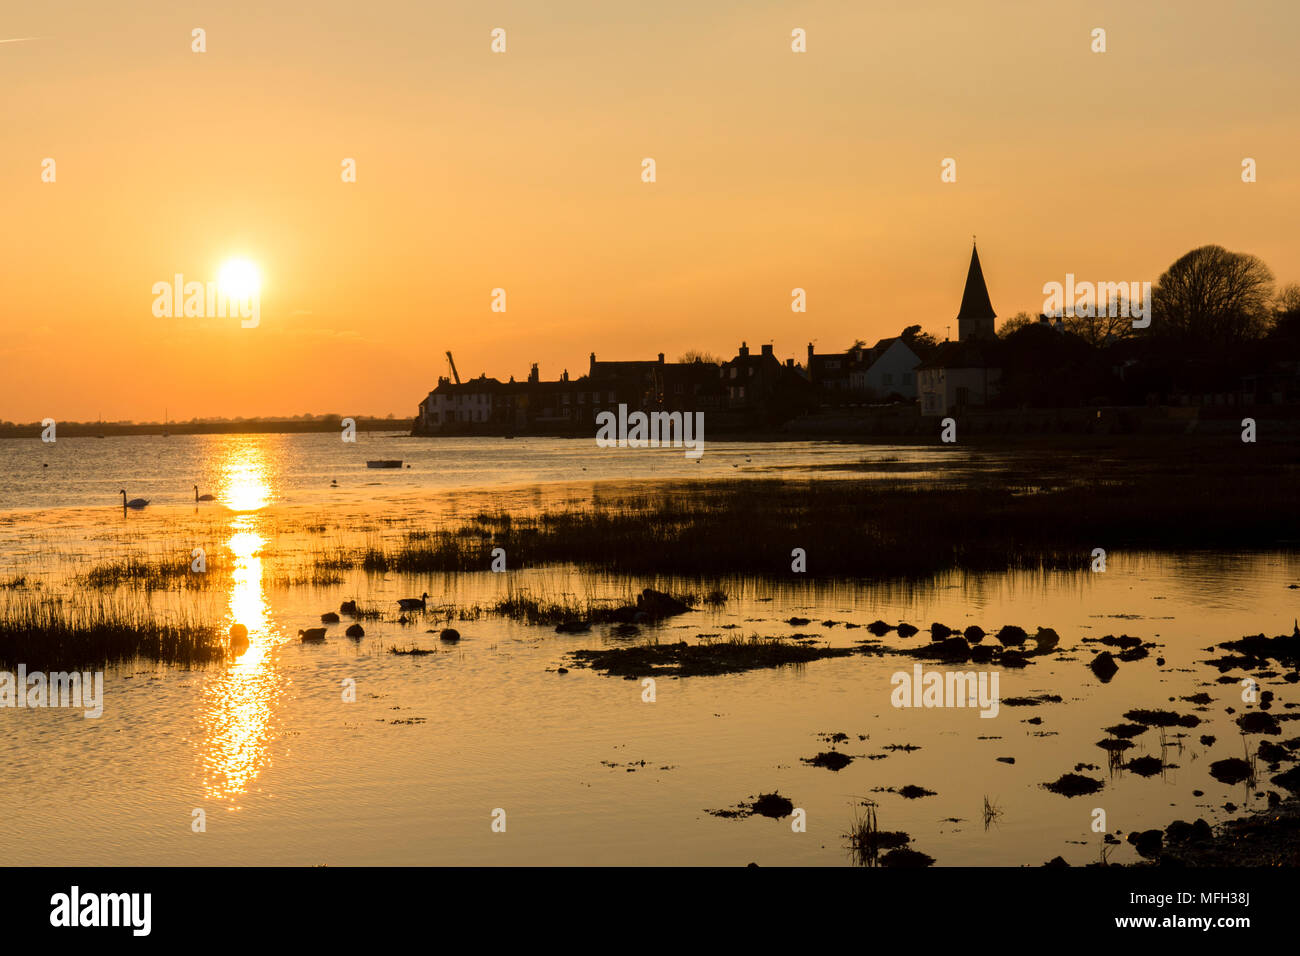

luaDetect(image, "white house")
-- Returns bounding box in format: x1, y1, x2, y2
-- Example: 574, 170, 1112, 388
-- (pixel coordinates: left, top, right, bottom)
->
850, 337, 921, 399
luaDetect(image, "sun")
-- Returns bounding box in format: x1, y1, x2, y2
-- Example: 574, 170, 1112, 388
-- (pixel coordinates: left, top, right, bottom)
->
218, 258, 262, 300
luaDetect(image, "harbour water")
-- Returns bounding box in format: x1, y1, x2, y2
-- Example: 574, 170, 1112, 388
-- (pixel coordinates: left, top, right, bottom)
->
0, 433, 1295, 865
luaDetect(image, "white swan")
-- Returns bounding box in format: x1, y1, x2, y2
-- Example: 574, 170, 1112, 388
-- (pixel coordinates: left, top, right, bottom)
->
120, 490, 148, 510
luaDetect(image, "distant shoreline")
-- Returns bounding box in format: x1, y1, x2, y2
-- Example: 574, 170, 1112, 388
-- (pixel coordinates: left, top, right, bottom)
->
0, 418, 411, 439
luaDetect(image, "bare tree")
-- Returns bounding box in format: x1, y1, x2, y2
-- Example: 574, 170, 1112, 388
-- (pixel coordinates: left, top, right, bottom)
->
1275, 282, 1300, 317
1065, 307, 1134, 346
997, 311, 1036, 338
678, 350, 723, 365
1152, 245, 1275, 346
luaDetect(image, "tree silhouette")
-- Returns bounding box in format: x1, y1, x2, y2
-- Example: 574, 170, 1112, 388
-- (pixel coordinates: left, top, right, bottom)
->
1151, 245, 1275, 348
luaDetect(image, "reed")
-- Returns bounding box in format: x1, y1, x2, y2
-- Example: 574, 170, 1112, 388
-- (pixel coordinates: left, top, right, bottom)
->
0, 593, 225, 668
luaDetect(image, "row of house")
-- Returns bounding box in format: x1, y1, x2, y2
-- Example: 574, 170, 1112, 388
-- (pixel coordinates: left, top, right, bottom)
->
415, 242, 1010, 433
416, 345, 816, 434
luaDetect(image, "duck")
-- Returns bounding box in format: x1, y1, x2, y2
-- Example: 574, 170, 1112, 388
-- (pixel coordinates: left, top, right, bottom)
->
340, 600, 358, 615
321, 612, 340, 623
194, 485, 215, 502
397, 592, 429, 611
345, 623, 364, 639
229, 623, 249, 651
119, 490, 148, 510
439, 627, 461, 642
298, 627, 327, 643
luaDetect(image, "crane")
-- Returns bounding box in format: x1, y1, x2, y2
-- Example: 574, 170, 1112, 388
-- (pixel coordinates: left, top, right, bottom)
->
445, 351, 461, 385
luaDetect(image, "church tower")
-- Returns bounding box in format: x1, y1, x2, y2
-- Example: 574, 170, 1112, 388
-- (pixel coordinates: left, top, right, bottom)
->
956, 242, 997, 342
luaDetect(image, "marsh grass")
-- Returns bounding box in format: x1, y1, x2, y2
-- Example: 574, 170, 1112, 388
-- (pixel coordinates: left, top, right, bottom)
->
983, 795, 1003, 830
301, 445, 1300, 579
0, 593, 225, 668
846, 800, 911, 867
79, 554, 225, 591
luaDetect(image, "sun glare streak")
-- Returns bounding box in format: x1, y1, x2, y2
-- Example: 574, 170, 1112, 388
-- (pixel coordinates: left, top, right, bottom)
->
197, 442, 284, 803
218, 439, 273, 511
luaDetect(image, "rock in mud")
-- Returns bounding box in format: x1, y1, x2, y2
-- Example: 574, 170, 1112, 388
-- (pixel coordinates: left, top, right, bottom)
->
1258, 740, 1291, 764
1165, 819, 1213, 843
1096, 739, 1134, 753
1043, 773, 1104, 797
896, 623, 919, 638
867, 620, 894, 636
1033, 627, 1060, 652
750, 792, 794, 819
996, 625, 1028, 647
929, 622, 952, 640
1126, 756, 1168, 777
897, 785, 937, 799
1089, 651, 1119, 681
803, 751, 853, 771
880, 847, 934, 868
964, 625, 985, 643
1272, 765, 1300, 793
1127, 829, 1164, 858
1209, 758, 1253, 785
439, 628, 461, 642
1123, 708, 1200, 729
1105, 723, 1148, 739
1237, 711, 1281, 734
916, 637, 971, 662
637, 588, 693, 618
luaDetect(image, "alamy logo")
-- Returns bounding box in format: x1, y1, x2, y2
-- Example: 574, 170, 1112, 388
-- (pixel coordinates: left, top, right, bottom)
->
1042, 274, 1151, 329
595, 404, 705, 459
152, 271, 260, 328
0, 666, 103, 718
890, 664, 1000, 718
50, 886, 150, 936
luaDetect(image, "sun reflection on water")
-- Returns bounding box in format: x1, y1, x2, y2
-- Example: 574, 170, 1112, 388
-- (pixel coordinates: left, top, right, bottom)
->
197, 439, 285, 803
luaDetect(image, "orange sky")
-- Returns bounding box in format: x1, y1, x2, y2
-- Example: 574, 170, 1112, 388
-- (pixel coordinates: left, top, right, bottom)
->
3, 0, 1298, 421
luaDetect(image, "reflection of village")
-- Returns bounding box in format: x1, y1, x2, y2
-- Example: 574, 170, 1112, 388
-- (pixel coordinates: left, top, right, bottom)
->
416, 245, 1300, 437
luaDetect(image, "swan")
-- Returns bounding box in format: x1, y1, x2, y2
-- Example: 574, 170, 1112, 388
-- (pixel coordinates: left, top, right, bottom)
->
120, 490, 148, 510
397, 592, 429, 611
194, 485, 215, 502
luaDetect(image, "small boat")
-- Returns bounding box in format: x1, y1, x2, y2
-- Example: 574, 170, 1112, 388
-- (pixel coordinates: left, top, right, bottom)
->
366, 460, 402, 469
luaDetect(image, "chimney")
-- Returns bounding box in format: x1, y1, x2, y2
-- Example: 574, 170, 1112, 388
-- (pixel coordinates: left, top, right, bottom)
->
657, 352, 664, 364
786, 358, 794, 368
761, 343, 774, 358
739, 341, 749, 357
562, 369, 569, 383
589, 352, 596, 375
528, 362, 539, 384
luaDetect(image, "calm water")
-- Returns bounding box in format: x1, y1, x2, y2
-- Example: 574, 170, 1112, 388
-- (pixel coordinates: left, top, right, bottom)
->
0, 434, 1296, 865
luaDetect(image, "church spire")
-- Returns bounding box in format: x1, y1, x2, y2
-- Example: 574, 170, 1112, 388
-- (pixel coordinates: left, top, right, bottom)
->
956, 241, 996, 341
